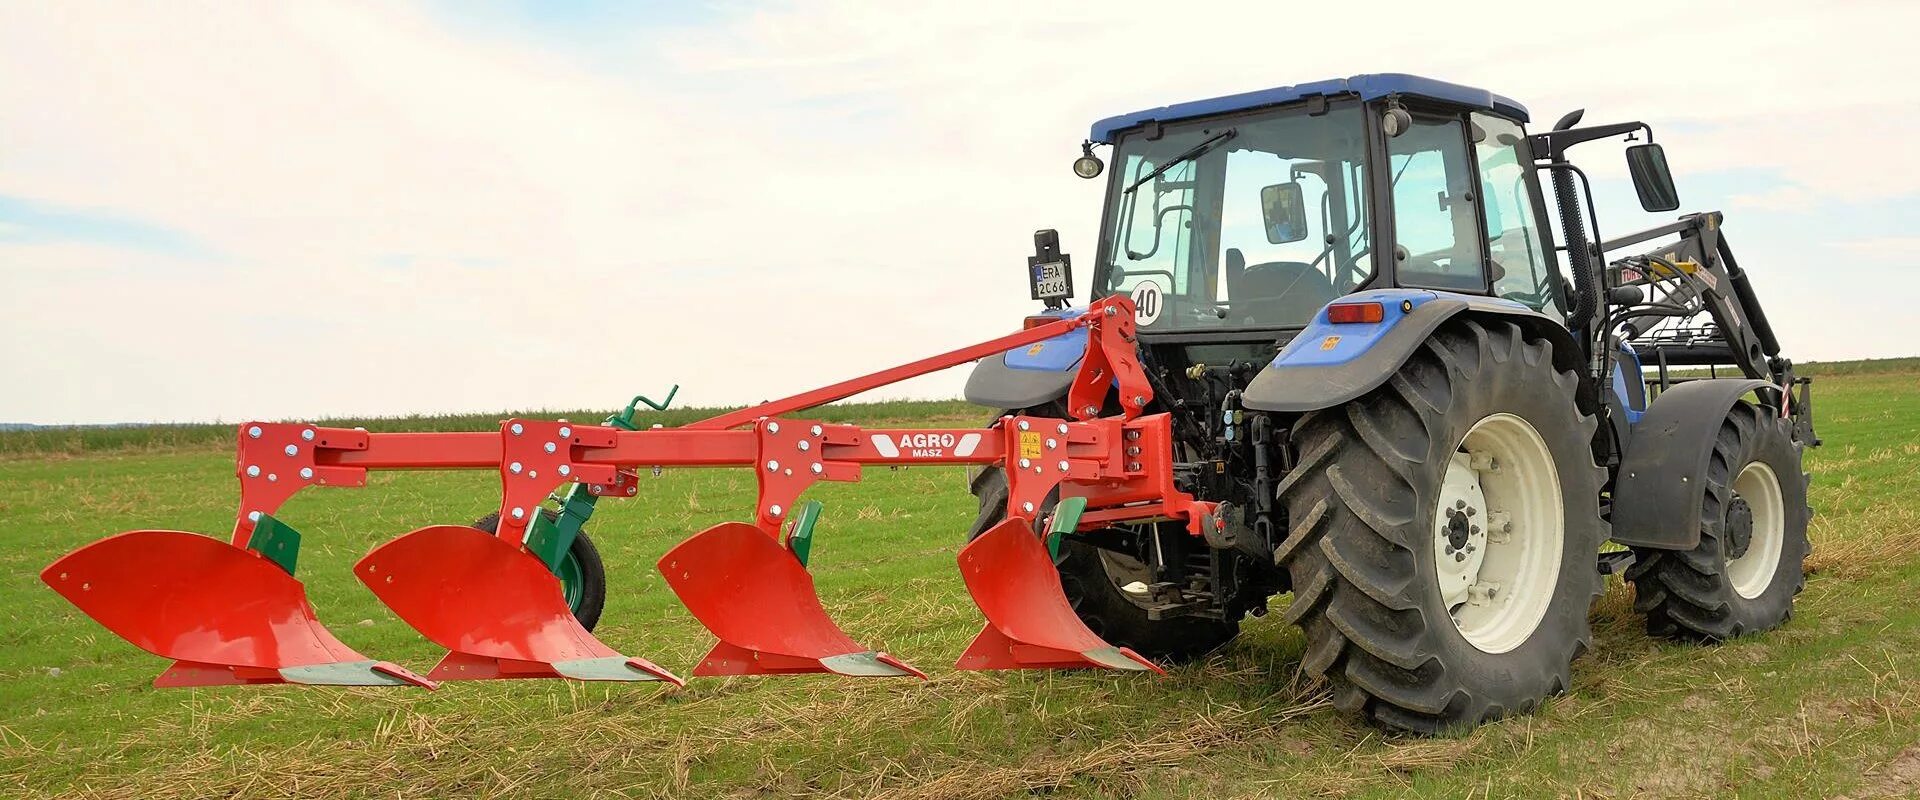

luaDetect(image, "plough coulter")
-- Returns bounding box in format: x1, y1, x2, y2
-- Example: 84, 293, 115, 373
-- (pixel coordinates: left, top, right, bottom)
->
51, 73, 1820, 732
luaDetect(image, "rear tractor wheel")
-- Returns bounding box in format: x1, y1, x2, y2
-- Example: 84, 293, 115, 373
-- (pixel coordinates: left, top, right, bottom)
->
472, 511, 608, 631
1276, 319, 1607, 733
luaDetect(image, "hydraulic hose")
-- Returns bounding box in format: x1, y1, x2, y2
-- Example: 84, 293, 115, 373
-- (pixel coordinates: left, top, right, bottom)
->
1551, 164, 1600, 330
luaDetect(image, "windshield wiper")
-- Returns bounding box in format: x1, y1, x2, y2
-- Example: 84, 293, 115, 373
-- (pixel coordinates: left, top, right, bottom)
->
1121, 129, 1235, 195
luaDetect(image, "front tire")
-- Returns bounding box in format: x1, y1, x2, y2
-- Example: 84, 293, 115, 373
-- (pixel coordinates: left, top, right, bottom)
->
1625, 400, 1810, 640
1276, 319, 1607, 733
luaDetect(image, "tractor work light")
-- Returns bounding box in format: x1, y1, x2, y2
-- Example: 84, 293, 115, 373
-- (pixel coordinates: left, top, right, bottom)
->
1326, 302, 1385, 324
1073, 141, 1104, 179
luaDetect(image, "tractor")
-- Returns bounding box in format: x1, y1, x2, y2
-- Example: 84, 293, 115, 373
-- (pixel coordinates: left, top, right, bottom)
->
44, 74, 1815, 734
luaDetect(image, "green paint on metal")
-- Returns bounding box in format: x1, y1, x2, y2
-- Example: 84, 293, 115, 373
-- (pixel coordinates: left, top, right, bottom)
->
1043, 496, 1087, 562
785, 500, 824, 568
607, 385, 679, 430
246, 513, 302, 576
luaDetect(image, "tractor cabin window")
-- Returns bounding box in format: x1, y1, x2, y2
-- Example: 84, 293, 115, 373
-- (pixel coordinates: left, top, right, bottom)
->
1387, 116, 1487, 293
1471, 113, 1562, 316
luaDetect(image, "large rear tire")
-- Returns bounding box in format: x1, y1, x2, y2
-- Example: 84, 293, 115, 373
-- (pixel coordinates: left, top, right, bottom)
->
1276, 318, 1607, 733
966, 464, 1240, 662
472, 511, 607, 632
1625, 400, 1810, 640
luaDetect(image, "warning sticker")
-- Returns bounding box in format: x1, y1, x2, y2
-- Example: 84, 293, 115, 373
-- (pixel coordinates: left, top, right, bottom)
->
1019, 431, 1043, 459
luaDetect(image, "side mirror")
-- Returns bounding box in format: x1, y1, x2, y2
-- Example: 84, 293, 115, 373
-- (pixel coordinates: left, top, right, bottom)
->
1259, 182, 1309, 244
1625, 143, 1680, 212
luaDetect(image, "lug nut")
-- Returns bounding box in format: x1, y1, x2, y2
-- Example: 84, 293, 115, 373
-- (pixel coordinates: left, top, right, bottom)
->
1454, 551, 1466, 562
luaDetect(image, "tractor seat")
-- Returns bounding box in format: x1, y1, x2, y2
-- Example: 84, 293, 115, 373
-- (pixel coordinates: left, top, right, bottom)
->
1234, 260, 1336, 326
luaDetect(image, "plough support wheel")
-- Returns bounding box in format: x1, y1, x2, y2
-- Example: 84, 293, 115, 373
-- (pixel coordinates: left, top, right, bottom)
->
355, 525, 681, 685
659, 522, 924, 679
956, 518, 1163, 673
42, 530, 433, 688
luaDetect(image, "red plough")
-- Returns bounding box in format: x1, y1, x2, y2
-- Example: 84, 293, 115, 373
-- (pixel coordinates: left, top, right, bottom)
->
45, 295, 1214, 689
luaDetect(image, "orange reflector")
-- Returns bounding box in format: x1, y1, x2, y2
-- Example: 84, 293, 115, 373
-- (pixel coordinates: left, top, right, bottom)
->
1326, 302, 1385, 324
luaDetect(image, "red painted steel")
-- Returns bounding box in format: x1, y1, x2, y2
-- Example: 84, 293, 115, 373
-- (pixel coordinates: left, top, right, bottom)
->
356, 525, 682, 685
47, 295, 1204, 686
658, 522, 924, 678
42, 530, 433, 688
954, 519, 1161, 673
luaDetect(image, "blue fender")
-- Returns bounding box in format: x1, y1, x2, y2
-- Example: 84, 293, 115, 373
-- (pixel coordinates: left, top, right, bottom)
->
1240, 289, 1582, 413
962, 308, 1086, 411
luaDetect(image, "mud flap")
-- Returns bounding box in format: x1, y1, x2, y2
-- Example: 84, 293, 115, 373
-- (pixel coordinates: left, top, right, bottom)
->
356, 525, 681, 685
659, 522, 924, 679
42, 530, 433, 689
955, 518, 1163, 673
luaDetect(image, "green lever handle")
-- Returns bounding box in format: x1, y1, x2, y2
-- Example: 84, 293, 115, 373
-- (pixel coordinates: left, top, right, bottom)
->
607, 385, 679, 431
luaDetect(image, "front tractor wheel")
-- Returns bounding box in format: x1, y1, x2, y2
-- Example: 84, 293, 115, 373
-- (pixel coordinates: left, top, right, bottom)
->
1625, 400, 1810, 640
1276, 319, 1607, 733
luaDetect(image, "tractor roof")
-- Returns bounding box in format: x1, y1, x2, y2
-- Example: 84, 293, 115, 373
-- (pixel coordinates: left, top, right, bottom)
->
1088, 73, 1528, 143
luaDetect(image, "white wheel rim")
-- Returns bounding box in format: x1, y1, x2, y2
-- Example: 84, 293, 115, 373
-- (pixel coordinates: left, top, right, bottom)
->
1727, 461, 1785, 599
1433, 413, 1564, 654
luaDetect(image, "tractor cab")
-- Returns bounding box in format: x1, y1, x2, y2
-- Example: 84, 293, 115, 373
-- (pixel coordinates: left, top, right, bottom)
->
1078, 75, 1565, 352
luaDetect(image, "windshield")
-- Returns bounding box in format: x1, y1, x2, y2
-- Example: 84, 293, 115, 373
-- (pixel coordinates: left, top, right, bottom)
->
1098, 102, 1372, 332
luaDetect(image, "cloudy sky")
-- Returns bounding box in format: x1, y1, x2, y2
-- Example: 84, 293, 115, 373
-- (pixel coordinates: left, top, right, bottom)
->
3, 0, 1916, 424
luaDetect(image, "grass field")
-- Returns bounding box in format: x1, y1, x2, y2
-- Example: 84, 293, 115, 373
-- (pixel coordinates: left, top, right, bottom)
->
1, 367, 1917, 799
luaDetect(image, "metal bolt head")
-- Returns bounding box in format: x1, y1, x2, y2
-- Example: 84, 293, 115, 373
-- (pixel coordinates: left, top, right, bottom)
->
1019, 458, 1031, 469
267, 473, 278, 482
1017, 420, 1030, 431
510, 461, 524, 474
510, 423, 524, 436
1454, 551, 1466, 562
248, 511, 262, 523
511, 507, 526, 519
1132, 395, 1146, 407
1127, 461, 1141, 471
1104, 306, 1117, 316
1045, 438, 1057, 449
558, 426, 572, 438
769, 504, 784, 518
1084, 406, 1099, 416
766, 460, 780, 472
767, 421, 781, 434
542, 441, 556, 454
811, 463, 823, 475
798, 440, 811, 451
300, 467, 314, 480
1022, 501, 1036, 513
1057, 460, 1070, 472
301, 429, 315, 441
1057, 423, 1069, 435
248, 425, 263, 439
284, 444, 298, 457
246, 465, 261, 478
1455, 500, 1467, 509
558, 465, 571, 477
810, 425, 823, 436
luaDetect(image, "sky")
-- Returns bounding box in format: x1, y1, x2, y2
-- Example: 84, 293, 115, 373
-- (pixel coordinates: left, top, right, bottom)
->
2, 0, 1917, 424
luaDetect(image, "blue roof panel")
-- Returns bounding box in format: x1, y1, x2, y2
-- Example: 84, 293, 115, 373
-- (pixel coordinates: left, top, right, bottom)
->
1088, 73, 1528, 142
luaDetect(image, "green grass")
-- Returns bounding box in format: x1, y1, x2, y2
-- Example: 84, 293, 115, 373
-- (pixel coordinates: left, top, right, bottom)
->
2, 371, 1918, 798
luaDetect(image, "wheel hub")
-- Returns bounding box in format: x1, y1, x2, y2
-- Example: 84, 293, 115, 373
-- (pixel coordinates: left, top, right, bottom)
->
1434, 453, 1490, 607
1724, 495, 1755, 560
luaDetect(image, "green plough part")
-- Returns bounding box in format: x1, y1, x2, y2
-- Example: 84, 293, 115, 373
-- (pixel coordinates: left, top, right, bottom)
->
1043, 496, 1087, 562
784, 500, 824, 567
246, 513, 302, 575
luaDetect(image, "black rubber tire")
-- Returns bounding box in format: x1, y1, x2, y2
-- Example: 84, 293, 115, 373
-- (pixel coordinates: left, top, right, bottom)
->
471, 511, 608, 632
1275, 318, 1607, 733
1625, 400, 1810, 640
966, 464, 1240, 662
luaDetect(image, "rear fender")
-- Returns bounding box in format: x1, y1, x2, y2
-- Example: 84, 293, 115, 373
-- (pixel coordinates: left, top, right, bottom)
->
963, 310, 1085, 410
1241, 289, 1583, 413
1610, 378, 1773, 549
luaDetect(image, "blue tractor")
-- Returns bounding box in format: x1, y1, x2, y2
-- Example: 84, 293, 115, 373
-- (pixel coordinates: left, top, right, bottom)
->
964, 74, 1817, 732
